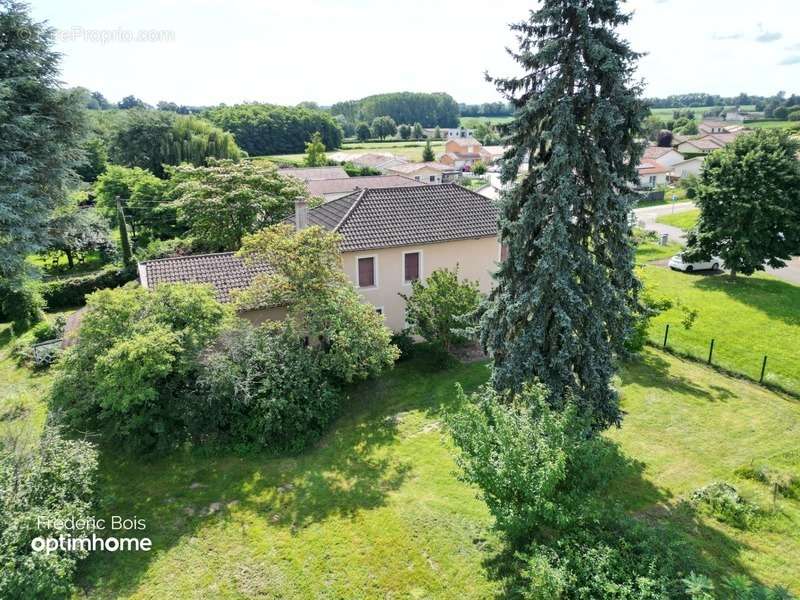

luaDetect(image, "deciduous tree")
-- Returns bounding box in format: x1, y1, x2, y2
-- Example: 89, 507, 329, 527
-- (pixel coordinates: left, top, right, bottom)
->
170, 160, 307, 251
686, 130, 800, 278
303, 131, 327, 166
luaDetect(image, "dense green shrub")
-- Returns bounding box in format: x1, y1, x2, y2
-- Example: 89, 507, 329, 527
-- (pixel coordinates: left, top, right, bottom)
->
40, 264, 137, 309
400, 266, 482, 351
50, 284, 229, 453
0, 428, 98, 600
0, 279, 45, 331
194, 322, 341, 453
389, 329, 416, 361
134, 237, 198, 261
447, 382, 592, 541
691, 482, 759, 530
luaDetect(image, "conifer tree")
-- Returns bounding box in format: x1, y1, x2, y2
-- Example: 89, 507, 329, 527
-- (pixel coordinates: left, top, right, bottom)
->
480, 0, 647, 430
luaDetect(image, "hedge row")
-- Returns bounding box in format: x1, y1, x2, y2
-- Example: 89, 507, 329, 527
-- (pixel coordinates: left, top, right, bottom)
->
41, 265, 137, 309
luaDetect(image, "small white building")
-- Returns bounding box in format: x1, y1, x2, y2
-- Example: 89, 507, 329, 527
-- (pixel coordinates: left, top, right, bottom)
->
636, 158, 669, 188
669, 156, 705, 179
643, 146, 685, 169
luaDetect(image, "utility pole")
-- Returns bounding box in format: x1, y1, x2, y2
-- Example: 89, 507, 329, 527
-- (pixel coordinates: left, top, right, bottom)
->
116, 196, 133, 267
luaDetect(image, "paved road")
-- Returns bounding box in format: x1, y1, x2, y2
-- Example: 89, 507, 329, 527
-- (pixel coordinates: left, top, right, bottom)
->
632, 201, 694, 244
633, 201, 800, 285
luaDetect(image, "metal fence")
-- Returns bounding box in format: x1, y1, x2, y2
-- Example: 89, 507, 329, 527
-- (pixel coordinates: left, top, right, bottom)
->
649, 323, 798, 397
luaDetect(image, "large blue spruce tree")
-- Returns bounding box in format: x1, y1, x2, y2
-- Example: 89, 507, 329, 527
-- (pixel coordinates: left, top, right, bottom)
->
480, 0, 647, 430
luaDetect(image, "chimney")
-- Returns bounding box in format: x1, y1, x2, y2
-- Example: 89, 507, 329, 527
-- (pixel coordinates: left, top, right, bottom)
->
294, 197, 308, 230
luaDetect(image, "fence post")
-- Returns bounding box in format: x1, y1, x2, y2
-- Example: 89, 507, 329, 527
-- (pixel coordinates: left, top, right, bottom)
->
707, 339, 715, 365
662, 323, 670, 349
760, 355, 768, 384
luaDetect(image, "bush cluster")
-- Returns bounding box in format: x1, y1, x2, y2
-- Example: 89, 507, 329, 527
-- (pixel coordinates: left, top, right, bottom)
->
0, 428, 98, 600
40, 264, 137, 310
194, 322, 341, 453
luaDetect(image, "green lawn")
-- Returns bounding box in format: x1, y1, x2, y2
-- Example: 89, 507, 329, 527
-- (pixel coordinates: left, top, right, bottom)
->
2, 315, 799, 596
648, 105, 757, 120
744, 120, 800, 131
639, 265, 800, 394
656, 208, 700, 231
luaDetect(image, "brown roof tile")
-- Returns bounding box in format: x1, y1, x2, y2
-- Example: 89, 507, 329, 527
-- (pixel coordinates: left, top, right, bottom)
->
306, 175, 424, 197
303, 183, 499, 252
139, 253, 274, 303
279, 166, 349, 181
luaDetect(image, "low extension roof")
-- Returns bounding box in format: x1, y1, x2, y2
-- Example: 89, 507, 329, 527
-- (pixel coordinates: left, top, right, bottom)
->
446, 136, 482, 147
138, 252, 274, 303
306, 175, 424, 197
299, 183, 499, 252
279, 166, 349, 181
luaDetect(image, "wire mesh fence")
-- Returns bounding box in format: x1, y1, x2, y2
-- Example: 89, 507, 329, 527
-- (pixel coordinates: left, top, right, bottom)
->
648, 322, 799, 397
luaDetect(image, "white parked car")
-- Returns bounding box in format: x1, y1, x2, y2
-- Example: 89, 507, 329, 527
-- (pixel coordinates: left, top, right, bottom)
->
668, 253, 722, 272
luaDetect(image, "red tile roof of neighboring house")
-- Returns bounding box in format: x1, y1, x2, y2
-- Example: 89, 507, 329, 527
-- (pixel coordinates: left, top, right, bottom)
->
386, 161, 458, 174
643, 146, 677, 159
306, 175, 424, 197
636, 158, 669, 175
279, 166, 349, 181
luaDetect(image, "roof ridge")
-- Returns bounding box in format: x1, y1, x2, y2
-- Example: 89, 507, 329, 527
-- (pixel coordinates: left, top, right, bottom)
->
139, 251, 236, 265
334, 188, 367, 232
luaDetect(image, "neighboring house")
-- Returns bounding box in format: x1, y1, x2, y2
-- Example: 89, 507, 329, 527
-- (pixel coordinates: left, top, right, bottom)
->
279, 166, 349, 181
677, 130, 745, 155
643, 146, 685, 168
723, 109, 746, 122
423, 126, 474, 139
383, 161, 459, 184
676, 137, 724, 155
481, 145, 508, 164
698, 121, 729, 134
636, 158, 669, 188
294, 184, 500, 332
438, 136, 494, 170
306, 175, 425, 201
669, 156, 705, 179
327, 152, 409, 172
138, 184, 501, 333
138, 252, 286, 324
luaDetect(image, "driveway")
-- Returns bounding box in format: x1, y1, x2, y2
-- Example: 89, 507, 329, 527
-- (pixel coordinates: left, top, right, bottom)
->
633, 201, 694, 244
633, 201, 800, 285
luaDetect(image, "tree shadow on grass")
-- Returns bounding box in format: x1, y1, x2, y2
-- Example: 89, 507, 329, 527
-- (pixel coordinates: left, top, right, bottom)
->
694, 274, 800, 327
621, 351, 725, 402
75, 354, 479, 597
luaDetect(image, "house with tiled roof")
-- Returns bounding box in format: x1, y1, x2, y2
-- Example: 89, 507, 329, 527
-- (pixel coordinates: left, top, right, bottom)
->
304, 174, 425, 201
279, 166, 349, 181
636, 158, 669, 188
138, 184, 501, 331
137, 253, 287, 324
383, 161, 460, 184
439, 137, 493, 170
642, 145, 684, 168
326, 152, 409, 172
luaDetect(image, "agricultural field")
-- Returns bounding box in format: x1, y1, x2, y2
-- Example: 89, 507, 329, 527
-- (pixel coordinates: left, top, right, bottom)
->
3, 321, 798, 597
744, 120, 800, 130
459, 115, 514, 128
258, 140, 446, 165
648, 105, 757, 119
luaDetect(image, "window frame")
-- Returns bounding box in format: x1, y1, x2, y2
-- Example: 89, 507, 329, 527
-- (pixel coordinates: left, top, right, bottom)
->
356, 254, 378, 289
401, 250, 423, 285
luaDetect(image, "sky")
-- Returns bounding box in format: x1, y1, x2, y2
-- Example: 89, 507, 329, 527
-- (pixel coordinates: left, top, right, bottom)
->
29, 0, 800, 107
